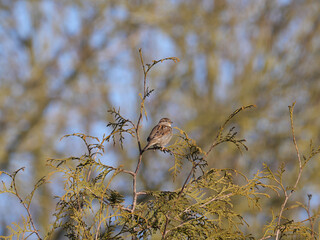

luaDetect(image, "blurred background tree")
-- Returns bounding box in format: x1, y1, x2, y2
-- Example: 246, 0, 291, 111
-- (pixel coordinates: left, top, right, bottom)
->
1, 0, 320, 237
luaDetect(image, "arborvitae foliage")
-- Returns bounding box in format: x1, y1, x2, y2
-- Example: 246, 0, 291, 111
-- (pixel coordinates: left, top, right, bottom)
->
1, 50, 320, 240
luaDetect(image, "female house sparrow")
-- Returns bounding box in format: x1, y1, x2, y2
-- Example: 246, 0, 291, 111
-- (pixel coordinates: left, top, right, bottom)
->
142, 118, 173, 152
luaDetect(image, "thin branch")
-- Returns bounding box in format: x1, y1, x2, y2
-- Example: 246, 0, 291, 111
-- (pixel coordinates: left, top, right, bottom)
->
131, 155, 142, 212
25, 231, 38, 240
139, 48, 147, 96
100, 164, 135, 176
306, 194, 315, 239
178, 166, 193, 197
11, 168, 42, 240
179, 191, 234, 217
275, 102, 304, 240
164, 214, 207, 237
161, 215, 169, 240
135, 49, 146, 154
86, 146, 103, 182
205, 104, 255, 157
131, 49, 179, 214
259, 235, 272, 240
199, 192, 234, 208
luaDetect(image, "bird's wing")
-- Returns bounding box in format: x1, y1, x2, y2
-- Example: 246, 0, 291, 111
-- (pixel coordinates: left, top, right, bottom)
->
144, 125, 172, 151
147, 125, 162, 142
147, 125, 170, 142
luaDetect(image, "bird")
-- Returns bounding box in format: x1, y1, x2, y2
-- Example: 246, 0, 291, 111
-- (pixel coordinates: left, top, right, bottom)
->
142, 118, 173, 152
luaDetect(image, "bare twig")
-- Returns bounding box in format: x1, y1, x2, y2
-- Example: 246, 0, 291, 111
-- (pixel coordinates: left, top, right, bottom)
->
132, 154, 142, 212
131, 49, 179, 213
306, 194, 315, 239
135, 49, 146, 154
275, 102, 304, 240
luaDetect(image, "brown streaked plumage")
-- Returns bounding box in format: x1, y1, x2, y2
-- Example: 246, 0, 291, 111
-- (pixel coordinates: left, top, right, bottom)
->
143, 118, 173, 152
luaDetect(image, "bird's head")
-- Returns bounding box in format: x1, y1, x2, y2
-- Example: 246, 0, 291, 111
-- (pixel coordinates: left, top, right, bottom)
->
158, 118, 173, 126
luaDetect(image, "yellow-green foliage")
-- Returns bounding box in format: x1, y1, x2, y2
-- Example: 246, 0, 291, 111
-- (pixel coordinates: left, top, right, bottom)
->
1, 51, 320, 240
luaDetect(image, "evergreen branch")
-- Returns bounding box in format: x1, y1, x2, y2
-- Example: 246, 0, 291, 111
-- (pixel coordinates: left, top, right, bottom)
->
106, 108, 136, 148
59, 133, 106, 181
205, 104, 255, 157
175, 105, 254, 200
8, 168, 42, 239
